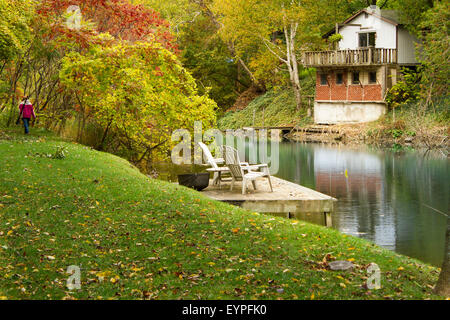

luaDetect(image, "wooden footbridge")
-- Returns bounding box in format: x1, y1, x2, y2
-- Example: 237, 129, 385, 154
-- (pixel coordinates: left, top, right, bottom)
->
242, 126, 295, 135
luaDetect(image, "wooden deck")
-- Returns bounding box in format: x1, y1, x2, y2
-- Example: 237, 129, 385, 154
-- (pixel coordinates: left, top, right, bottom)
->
242, 126, 294, 135
201, 176, 336, 226
303, 48, 397, 67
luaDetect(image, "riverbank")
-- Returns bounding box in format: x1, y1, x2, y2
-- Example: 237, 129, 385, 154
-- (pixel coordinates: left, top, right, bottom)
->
286, 121, 449, 150
0, 127, 444, 299
219, 89, 449, 150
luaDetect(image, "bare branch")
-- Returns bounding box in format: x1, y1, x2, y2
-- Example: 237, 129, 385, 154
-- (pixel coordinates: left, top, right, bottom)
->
261, 37, 288, 63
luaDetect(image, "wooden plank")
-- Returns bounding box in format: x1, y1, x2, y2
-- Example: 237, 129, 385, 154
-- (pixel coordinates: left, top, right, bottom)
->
243, 126, 294, 130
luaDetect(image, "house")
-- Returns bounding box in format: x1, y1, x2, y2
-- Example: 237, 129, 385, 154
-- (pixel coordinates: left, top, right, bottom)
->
303, 5, 420, 124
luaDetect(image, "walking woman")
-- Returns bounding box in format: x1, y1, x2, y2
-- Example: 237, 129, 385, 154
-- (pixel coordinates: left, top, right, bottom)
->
18, 96, 36, 134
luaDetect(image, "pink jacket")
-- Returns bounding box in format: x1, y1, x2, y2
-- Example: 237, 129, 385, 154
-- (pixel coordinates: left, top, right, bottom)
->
19, 101, 36, 119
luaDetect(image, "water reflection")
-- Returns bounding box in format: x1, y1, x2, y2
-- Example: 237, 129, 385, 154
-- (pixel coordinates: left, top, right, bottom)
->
275, 142, 448, 267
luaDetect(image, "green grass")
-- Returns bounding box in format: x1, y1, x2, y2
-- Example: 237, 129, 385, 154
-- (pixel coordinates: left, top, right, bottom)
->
0, 127, 443, 300
218, 88, 313, 130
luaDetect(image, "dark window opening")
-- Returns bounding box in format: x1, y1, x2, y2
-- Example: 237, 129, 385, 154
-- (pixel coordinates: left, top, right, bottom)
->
369, 71, 377, 83
352, 72, 360, 84
320, 74, 328, 85
369, 33, 375, 46
336, 73, 343, 85
359, 32, 376, 47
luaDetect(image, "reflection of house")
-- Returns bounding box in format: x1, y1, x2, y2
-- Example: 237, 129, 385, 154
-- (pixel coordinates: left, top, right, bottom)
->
313, 148, 383, 199
312, 146, 396, 250
303, 5, 419, 124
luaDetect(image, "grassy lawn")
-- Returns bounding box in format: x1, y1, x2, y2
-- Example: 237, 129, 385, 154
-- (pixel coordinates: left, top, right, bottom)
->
0, 127, 443, 300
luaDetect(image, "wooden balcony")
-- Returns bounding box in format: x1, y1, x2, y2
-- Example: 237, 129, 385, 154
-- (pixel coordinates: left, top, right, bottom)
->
303, 48, 397, 67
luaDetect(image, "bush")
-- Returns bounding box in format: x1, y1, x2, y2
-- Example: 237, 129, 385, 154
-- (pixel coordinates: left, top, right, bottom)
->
385, 68, 420, 111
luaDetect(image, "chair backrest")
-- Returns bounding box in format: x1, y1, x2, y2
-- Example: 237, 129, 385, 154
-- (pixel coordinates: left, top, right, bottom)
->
198, 142, 219, 169
223, 146, 244, 180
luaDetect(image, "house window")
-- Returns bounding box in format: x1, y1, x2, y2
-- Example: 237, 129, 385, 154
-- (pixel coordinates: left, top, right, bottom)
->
336, 73, 343, 85
352, 72, 360, 84
359, 32, 376, 47
369, 71, 377, 83
320, 74, 328, 85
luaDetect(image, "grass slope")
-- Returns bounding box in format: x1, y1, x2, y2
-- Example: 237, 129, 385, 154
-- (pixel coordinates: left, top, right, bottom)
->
0, 128, 442, 300
218, 89, 311, 130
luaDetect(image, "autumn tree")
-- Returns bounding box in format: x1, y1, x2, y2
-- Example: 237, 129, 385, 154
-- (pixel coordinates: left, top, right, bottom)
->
27, 0, 180, 134
135, 0, 254, 110
38, 0, 177, 51
211, 0, 350, 110
0, 0, 34, 125
60, 37, 217, 162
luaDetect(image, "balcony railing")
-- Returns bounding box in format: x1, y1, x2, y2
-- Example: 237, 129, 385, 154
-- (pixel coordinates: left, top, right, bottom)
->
303, 48, 397, 67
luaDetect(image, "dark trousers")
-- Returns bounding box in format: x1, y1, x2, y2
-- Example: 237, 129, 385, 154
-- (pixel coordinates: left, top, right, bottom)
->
22, 118, 30, 134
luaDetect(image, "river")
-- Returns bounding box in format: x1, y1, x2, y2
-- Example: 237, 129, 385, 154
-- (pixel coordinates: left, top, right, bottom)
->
275, 142, 448, 267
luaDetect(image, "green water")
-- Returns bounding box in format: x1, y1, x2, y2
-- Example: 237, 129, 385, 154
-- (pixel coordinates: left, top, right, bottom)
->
274, 142, 449, 267
153, 142, 449, 267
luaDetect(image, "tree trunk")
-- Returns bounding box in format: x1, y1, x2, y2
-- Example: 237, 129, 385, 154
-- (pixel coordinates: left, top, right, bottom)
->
435, 218, 450, 297
6, 59, 23, 127
97, 120, 112, 151
284, 22, 302, 111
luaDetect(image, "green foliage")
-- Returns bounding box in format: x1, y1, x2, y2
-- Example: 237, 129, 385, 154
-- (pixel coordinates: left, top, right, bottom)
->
328, 33, 343, 44
328, 33, 343, 50
0, 0, 33, 61
385, 68, 420, 110
390, 0, 434, 35
389, 128, 404, 139
179, 14, 242, 110
417, 1, 450, 103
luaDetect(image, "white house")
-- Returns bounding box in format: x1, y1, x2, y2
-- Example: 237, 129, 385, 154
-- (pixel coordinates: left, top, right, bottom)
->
303, 5, 420, 124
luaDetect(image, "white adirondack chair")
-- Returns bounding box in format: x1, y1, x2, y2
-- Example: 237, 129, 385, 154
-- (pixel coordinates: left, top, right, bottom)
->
198, 142, 230, 187
223, 146, 273, 195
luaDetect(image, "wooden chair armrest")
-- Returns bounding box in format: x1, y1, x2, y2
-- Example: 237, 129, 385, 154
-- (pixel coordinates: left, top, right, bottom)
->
206, 167, 230, 172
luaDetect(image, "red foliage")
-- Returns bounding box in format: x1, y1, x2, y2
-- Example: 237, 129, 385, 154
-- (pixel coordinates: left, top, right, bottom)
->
37, 0, 177, 52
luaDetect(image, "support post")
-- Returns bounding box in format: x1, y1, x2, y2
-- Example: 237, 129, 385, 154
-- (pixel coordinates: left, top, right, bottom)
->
324, 212, 332, 227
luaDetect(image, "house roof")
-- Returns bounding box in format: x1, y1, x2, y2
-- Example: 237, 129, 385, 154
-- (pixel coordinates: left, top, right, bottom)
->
323, 8, 402, 38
